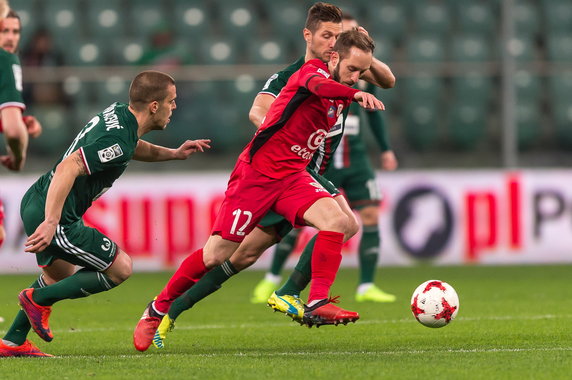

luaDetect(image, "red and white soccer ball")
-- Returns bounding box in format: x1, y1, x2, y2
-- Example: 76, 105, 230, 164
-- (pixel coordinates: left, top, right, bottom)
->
410, 280, 459, 328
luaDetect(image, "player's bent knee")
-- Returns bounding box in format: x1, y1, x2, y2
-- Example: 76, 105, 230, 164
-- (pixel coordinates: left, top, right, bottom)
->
105, 250, 133, 285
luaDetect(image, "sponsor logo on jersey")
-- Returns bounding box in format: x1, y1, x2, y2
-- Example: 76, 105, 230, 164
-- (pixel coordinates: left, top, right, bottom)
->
327, 105, 336, 118
310, 181, 328, 193
317, 68, 330, 79
98, 144, 123, 163
290, 129, 327, 161
327, 114, 344, 137
102, 103, 124, 131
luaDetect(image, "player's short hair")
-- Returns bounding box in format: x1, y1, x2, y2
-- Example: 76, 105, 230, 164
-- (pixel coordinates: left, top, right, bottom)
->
129, 71, 175, 110
0, 0, 9, 19
305, 2, 342, 33
6, 9, 19, 21
333, 29, 375, 60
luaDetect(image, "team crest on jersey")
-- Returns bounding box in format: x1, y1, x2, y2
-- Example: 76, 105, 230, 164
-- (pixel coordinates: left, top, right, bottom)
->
327, 105, 336, 118
317, 68, 330, 79
98, 144, 123, 163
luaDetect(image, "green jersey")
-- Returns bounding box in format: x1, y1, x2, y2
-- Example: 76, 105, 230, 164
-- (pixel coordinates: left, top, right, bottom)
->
259, 56, 346, 176
0, 49, 25, 111
331, 82, 391, 169
31, 103, 139, 224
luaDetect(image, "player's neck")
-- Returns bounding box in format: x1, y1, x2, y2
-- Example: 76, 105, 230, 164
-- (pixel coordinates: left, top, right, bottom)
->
128, 105, 153, 138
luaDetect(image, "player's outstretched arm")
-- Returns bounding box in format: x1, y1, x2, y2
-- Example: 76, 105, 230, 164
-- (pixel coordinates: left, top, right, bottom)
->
0, 107, 28, 171
25, 150, 87, 253
133, 139, 211, 162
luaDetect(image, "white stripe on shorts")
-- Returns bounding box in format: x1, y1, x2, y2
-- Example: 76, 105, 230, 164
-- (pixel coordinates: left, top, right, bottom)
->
55, 226, 107, 270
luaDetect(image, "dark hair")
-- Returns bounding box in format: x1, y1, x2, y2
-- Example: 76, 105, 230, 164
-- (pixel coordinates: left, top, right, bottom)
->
129, 70, 175, 110
333, 29, 375, 60
305, 2, 342, 33
6, 9, 19, 21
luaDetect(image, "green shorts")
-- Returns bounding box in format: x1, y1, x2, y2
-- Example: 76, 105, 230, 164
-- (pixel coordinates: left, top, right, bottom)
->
323, 157, 380, 210
20, 188, 118, 271
257, 170, 341, 238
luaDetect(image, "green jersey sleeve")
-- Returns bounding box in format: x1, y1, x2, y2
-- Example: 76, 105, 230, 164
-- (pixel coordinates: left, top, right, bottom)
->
0, 50, 25, 110
258, 56, 305, 97
365, 83, 391, 151
80, 136, 131, 175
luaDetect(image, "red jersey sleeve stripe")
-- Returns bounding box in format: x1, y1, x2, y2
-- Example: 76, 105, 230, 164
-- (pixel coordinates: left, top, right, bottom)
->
79, 147, 92, 175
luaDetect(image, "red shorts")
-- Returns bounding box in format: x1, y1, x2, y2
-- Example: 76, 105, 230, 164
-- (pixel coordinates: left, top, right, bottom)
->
212, 160, 332, 242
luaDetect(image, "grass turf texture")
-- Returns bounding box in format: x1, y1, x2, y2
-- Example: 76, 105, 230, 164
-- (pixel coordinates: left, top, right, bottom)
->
0, 265, 570, 379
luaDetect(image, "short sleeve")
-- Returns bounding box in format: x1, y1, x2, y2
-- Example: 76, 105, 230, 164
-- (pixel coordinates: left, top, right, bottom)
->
259, 72, 287, 97
79, 137, 131, 175
0, 54, 25, 110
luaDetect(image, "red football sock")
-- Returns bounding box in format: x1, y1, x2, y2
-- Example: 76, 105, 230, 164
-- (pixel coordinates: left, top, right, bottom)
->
308, 231, 344, 302
154, 248, 208, 314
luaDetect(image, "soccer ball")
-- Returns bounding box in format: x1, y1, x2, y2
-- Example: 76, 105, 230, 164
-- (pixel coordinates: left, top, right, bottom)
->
410, 280, 459, 328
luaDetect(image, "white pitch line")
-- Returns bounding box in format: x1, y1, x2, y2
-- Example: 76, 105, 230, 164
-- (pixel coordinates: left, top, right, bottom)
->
45, 346, 572, 360
0, 314, 570, 335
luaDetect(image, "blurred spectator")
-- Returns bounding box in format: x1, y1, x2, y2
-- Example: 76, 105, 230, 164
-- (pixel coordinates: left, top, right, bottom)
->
21, 28, 68, 106
137, 24, 192, 69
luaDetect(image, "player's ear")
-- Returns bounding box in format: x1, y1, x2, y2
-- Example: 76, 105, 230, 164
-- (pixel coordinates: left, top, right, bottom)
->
330, 51, 340, 68
149, 101, 159, 114
303, 28, 312, 44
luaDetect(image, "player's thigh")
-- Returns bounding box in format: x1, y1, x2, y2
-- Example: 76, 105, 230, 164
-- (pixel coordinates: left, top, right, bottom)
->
38, 220, 119, 272
272, 171, 338, 228
104, 249, 132, 285
203, 234, 241, 267
302, 197, 349, 232
42, 258, 76, 284
358, 205, 379, 226
258, 211, 294, 240
230, 226, 279, 270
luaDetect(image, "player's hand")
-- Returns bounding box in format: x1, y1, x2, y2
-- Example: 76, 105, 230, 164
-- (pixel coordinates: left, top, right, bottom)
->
174, 139, 212, 160
354, 91, 385, 110
381, 150, 398, 171
356, 26, 369, 37
25, 220, 57, 253
23, 115, 43, 138
0, 154, 24, 171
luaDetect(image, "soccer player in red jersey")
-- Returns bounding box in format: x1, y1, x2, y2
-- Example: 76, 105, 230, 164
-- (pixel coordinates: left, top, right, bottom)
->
141, 30, 383, 350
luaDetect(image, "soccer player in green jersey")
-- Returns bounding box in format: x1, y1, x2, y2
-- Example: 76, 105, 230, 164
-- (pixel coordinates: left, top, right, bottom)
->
0, 8, 43, 248
0, 70, 211, 357
252, 14, 399, 304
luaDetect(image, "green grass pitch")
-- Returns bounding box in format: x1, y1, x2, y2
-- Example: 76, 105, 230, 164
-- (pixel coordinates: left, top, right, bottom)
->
1, 265, 571, 379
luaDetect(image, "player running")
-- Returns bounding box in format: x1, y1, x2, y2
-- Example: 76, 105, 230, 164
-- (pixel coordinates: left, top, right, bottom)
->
0, 71, 211, 357
251, 14, 398, 305
136, 29, 382, 351
133, 3, 395, 352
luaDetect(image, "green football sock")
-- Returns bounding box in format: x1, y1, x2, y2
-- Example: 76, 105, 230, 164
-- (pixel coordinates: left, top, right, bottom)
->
32, 268, 117, 306
276, 234, 315, 296
168, 260, 238, 320
270, 230, 299, 276
3, 275, 47, 346
359, 225, 380, 284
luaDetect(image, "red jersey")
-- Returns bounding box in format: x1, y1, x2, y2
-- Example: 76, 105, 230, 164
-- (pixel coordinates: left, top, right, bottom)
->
238, 59, 359, 179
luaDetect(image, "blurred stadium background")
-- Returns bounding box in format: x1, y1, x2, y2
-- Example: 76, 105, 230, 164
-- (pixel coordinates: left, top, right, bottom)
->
11, 0, 572, 170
